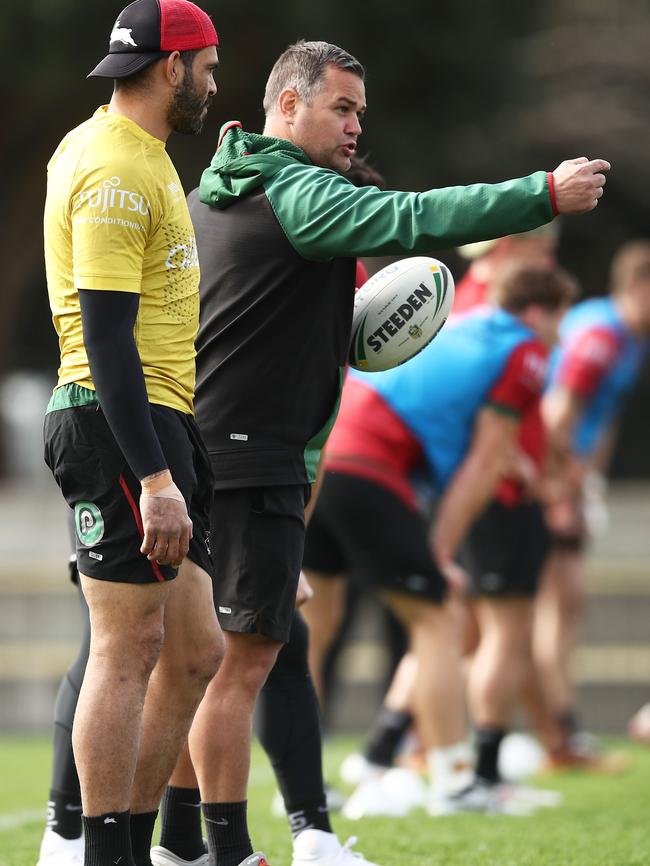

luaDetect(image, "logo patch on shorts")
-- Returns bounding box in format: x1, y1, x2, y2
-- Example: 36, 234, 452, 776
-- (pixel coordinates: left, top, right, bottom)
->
75, 502, 104, 547
481, 572, 504, 592
404, 574, 428, 591
218, 606, 232, 614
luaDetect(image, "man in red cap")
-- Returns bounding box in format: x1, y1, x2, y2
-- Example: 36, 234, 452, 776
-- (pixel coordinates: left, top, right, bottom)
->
41, 3, 228, 866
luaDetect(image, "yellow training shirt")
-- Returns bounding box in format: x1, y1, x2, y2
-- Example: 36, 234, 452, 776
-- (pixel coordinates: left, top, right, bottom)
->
44, 106, 200, 414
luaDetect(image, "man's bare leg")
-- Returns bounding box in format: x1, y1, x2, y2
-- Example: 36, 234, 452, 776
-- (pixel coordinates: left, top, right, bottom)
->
73, 576, 171, 865
301, 571, 347, 706
190, 631, 282, 866
383, 593, 471, 803
385, 594, 465, 747
191, 631, 281, 801
469, 598, 534, 728
532, 548, 586, 744
468, 597, 534, 783
140, 561, 222, 864
168, 740, 198, 788
74, 576, 171, 817
354, 653, 417, 776
131, 560, 223, 813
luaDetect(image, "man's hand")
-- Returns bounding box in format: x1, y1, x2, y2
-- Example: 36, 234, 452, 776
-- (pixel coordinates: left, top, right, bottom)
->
438, 558, 470, 596
434, 545, 471, 596
552, 157, 610, 214
140, 470, 192, 568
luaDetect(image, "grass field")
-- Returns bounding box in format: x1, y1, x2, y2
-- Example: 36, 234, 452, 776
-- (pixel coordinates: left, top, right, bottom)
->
2, 735, 649, 866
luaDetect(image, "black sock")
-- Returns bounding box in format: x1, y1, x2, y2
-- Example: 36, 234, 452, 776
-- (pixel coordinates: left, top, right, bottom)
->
130, 811, 157, 866
364, 707, 413, 768
203, 801, 252, 866
46, 788, 83, 840
286, 800, 332, 838
158, 786, 204, 860
556, 710, 579, 746
475, 727, 506, 784
257, 613, 332, 838
82, 811, 134, 866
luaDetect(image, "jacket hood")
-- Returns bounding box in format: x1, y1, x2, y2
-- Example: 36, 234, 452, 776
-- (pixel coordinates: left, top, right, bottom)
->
199, 121, 312, 209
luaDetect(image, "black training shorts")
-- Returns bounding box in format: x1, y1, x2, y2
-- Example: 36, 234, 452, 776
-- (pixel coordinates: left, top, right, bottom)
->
460, 499, 550, 598
210, 484, 311, 643
302, 471, 447, 604
44, 401, 213, 584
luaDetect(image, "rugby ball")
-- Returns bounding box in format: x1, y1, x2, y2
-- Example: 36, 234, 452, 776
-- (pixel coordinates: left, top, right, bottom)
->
349, 256, 454, 372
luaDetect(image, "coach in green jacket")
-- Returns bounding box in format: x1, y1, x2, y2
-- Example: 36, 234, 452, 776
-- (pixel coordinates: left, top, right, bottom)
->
185, 39, 609, 866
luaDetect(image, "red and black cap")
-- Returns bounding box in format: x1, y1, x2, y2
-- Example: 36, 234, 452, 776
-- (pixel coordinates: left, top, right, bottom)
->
88, 0, 218, 80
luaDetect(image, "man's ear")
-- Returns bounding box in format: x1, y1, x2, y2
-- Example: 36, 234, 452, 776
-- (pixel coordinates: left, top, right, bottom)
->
163, 50, 183, 86
278, 88, 299, 124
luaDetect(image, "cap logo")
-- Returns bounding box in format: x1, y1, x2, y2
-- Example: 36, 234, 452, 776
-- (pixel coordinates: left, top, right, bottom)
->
110, 19, 138, 47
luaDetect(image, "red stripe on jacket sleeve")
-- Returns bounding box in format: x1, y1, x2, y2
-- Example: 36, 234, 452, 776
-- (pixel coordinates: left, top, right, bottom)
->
547, 171, 559, 216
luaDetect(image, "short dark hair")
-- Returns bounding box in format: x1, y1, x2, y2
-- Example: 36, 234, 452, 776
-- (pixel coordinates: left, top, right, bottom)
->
346, 154, 386, 189
263, 40, 364, 115
491, 262, 579, 313
114, 49, 200, 91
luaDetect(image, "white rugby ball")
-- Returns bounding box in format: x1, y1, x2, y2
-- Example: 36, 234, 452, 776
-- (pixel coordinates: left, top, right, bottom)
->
349, 256, 454, 372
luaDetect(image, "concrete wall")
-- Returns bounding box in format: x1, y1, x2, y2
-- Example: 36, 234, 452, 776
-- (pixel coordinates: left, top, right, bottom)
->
1, 482, 649, 734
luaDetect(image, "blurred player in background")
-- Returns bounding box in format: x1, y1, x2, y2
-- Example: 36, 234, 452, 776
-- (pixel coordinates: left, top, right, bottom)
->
452, 228, 565, 800
325, 227, 563, 801
528, 240, 650, 767
458, 287, 579, 810
303, 263, 576, 815
453, 225, 559, 315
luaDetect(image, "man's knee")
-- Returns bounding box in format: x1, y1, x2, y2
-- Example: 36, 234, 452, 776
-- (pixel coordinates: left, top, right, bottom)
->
92, 616, 165, 679
187, 629, 225, 688
158, 618, 225, 692
223, 632, 282, 695
303, 574, 345, 634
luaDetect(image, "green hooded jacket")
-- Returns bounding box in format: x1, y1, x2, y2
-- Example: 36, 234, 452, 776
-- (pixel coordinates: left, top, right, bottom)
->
192, 122, 557, 487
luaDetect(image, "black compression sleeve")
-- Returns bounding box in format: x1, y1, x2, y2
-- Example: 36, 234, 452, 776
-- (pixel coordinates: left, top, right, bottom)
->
79, 289, 167, 481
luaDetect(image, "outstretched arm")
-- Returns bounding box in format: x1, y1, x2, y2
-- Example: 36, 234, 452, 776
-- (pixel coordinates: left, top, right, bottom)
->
268, 158, 610, 261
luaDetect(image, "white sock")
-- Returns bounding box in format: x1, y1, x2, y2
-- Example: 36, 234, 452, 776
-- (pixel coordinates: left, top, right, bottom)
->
427, 742, 474, 797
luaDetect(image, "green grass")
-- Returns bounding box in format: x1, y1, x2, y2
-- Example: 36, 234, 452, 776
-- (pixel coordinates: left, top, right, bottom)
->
2, 735, 650, 866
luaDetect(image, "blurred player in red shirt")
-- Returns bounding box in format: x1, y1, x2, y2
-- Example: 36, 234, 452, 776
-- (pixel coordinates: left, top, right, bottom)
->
529, 240, 650, 767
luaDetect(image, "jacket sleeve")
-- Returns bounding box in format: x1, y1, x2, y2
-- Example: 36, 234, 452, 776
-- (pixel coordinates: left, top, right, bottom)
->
265, 165, 556, 261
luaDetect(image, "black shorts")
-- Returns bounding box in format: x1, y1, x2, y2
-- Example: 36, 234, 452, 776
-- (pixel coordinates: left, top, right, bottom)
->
302, 471, 447, 604
210, 483, 311, 643
460, 500, 550, 598
44, 401, 213, 584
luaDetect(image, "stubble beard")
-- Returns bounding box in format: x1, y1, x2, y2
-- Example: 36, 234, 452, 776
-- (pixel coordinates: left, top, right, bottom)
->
167, 73, 211, 136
